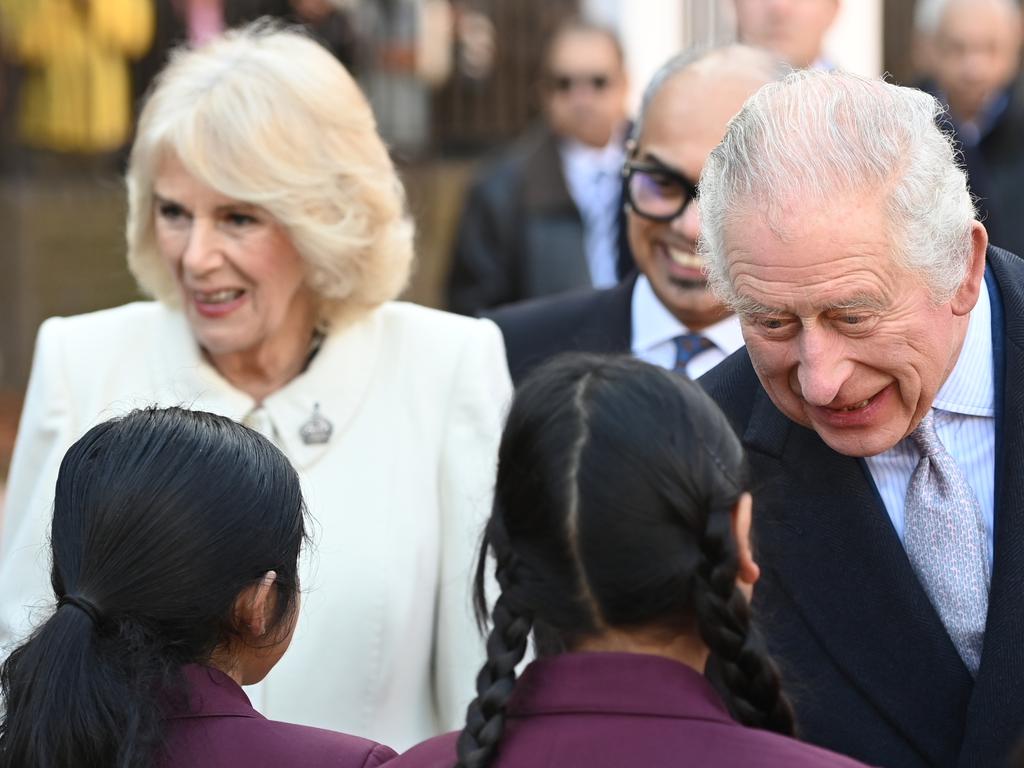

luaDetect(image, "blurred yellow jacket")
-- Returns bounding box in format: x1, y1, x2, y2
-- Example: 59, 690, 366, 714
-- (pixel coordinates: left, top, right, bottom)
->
5, 0, 154, 152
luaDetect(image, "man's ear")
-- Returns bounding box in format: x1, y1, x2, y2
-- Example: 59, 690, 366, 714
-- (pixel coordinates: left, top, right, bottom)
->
951, 220, 988, 317
731, 493, 760, 600
233, 571, 277, 639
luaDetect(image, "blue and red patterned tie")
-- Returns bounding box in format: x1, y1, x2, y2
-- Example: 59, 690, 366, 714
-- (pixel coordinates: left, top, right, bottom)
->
672, 333, 713, 377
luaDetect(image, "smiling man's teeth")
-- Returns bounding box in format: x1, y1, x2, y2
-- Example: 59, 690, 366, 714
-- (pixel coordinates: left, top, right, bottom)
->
198, 289, 243, 304
840, 399, 870, 412
667, 247, 702, 270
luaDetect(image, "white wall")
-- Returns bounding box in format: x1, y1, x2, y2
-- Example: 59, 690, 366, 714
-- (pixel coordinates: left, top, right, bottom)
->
584, 0, 685, 112
584, 0, 884, 111
824, 0, 883, 76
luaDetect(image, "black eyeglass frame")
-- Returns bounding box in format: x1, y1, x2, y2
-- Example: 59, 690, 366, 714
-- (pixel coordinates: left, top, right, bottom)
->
621, 160, 700, 223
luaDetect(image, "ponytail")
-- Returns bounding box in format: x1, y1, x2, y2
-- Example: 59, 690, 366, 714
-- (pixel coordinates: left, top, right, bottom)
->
0, 601, 175, 768
0, 407, 306, 768
692, 508, 796, 736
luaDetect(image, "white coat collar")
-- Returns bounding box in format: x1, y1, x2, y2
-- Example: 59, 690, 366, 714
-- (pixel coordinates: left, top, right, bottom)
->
155, 305, 381, 469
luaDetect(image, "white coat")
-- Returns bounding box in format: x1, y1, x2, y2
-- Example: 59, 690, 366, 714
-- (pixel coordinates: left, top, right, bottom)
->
0, 300, 512, 751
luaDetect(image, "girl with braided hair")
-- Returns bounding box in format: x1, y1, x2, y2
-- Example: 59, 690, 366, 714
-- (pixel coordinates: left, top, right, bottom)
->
390, 354, 871, 768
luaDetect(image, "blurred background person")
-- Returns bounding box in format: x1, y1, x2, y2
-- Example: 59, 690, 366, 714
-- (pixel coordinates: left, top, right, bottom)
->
0, 24, 511, 751
134, 0, 359, 111
0, 0, 153, 172
915, 0, 1024, 257
0, 407, 396, 768
446, 19, 632, 316
388, 354, 870, 768
490, 45, 784, 385
733, 0, 839, 70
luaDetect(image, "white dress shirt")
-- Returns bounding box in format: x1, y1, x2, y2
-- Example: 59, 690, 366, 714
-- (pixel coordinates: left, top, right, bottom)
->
561, 135, 626, 289
864, 285, 996, 566
630, 275, 745, 379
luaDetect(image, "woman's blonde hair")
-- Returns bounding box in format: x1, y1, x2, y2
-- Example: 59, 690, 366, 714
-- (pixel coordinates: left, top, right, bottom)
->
126, 22, 414, 327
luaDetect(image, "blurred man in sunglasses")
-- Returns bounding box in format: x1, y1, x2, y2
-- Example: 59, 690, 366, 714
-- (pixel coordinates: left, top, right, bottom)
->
489, 45, 785, 384
447, 20, 632, 316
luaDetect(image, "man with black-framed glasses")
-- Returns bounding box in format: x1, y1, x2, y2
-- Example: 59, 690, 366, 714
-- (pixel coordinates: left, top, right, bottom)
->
489, 45, 786, 385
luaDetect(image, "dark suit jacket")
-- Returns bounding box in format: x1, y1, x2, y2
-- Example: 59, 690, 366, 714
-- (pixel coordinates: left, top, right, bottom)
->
158, 665, 395, 768
388, 652, 871, 768
488, 274, 635, 384
447, 124, 634, 316
699, 246, 1024, 768
922, 80, 1024, 258
969, 97, 1024, 258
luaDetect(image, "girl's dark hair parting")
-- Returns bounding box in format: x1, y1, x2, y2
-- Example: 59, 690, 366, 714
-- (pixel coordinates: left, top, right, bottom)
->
455, 353, 796, 768
0, 406, 307, 768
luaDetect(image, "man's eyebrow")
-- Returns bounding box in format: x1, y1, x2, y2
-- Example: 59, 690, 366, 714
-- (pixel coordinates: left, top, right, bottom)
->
731, 295, 786, 316
731, 293, 885, 316
820, 295, 886, 312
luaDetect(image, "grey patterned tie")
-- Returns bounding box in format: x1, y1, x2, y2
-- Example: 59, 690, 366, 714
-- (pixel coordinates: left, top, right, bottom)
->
904, 410, 990, 675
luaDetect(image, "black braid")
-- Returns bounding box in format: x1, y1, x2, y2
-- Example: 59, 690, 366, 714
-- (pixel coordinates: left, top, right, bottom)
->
693, 508, 797, 736
455, 524, 533, 768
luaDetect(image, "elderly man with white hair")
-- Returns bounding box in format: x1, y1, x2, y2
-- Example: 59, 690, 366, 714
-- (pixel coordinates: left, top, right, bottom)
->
700, 70, 1024, 768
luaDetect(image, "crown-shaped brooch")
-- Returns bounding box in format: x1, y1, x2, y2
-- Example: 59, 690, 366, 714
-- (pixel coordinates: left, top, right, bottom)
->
299, 403, 333, 445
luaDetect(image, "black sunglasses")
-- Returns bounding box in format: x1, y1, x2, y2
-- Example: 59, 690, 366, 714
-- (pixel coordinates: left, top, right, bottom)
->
548, 73, 611, 93
622, 161, 699, 222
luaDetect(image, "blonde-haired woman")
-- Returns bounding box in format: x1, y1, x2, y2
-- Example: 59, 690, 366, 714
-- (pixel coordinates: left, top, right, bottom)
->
0, 23, 511, 751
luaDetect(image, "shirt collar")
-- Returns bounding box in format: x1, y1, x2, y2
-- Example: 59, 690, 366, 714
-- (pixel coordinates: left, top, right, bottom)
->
810, 55, 836, 72
630, 275, 744, 356
937, 88, 1010, 146
507, 652, 733, 723
932, 281, 994, 417
561, 129, 626, 178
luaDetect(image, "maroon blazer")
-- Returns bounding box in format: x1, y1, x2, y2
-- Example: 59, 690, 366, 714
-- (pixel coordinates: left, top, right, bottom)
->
389, 652, 875, 768
158, 665, 395, 768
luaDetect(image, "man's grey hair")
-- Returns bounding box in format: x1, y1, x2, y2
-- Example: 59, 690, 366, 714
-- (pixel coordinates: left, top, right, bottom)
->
699, 69, 977, 306
914, 0, 1020, 36
630, 44, 790, 143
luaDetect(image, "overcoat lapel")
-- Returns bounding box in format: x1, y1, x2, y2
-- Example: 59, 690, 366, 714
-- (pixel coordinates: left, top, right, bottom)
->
745, 387, 974, 765
960, 250, 1024, 767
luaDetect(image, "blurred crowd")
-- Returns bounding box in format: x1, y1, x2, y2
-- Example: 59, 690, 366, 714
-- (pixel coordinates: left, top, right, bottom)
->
0, 0, 362, 173
2, 2, 1024, 768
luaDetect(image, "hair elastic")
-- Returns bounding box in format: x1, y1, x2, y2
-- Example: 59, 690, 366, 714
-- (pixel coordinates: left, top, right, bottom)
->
58, 594, 104, 626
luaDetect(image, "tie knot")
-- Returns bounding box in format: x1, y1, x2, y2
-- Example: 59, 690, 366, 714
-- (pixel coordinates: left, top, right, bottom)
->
673, 333, 713, 373
909, 410, 943, 457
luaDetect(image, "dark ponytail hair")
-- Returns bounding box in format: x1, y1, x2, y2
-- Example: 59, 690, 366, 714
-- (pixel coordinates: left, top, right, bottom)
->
0, 407, 306, 768
455, 354, 796, 768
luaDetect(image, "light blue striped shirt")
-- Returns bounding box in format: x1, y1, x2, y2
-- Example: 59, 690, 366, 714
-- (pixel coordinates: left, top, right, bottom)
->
864, 285, 995, 566
561, 137, 625, 289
